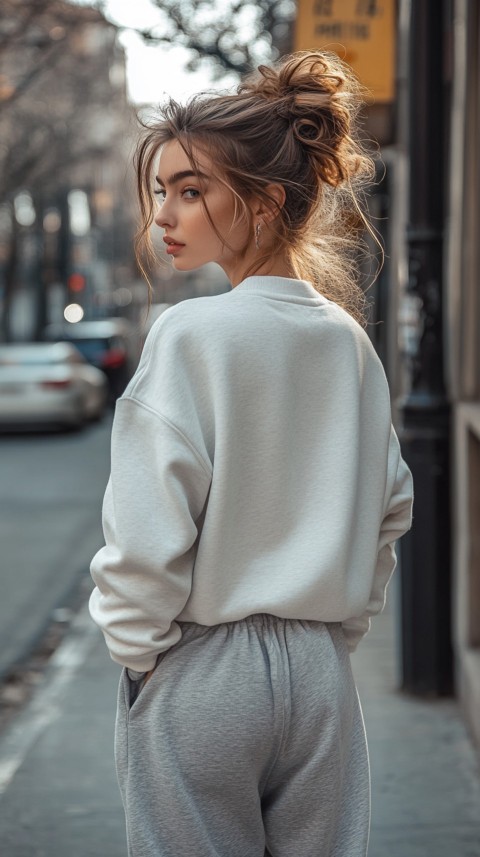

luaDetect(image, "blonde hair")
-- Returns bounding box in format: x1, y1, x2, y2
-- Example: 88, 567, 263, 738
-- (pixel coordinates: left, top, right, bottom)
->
135, 51, 379, 326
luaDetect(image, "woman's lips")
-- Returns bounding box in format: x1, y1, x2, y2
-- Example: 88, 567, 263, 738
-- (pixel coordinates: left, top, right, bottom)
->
163, 237, 185, 255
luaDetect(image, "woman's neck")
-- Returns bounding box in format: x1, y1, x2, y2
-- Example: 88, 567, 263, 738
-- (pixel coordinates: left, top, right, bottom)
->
225, 256, 296, 288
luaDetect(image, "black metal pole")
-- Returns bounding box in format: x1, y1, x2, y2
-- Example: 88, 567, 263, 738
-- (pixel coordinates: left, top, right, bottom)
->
397, 0, 453, 695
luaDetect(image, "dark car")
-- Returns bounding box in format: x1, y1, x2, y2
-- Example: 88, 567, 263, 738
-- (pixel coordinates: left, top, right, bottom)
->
44, 319, 135, 402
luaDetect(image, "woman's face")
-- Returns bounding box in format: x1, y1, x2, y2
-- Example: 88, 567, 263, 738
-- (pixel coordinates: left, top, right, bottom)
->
153, 140, 252, 282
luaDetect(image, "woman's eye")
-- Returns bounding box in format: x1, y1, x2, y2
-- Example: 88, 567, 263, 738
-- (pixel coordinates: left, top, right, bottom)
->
153, 187, 199, 201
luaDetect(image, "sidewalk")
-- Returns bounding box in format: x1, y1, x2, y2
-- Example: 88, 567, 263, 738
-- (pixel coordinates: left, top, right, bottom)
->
352, 579, 480, 856
0, 577, 479, 857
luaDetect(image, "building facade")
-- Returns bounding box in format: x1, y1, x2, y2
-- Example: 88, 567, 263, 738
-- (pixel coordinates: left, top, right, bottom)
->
0, 1, 136, 340
446, 0, 480, 747
393, 0, 480, 743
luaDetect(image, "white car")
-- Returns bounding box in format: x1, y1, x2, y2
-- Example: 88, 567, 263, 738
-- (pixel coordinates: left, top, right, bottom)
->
0, 342, 108, 430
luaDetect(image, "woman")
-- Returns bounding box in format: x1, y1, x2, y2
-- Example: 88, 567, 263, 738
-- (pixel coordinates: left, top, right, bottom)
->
89, 51, 413, 857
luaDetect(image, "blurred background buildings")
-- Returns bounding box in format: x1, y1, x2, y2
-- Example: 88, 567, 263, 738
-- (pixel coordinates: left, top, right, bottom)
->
0, 1, 138, 341
0, 0, 479, 752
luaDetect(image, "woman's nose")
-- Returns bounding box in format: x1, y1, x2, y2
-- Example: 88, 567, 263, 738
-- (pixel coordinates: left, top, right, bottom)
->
154, 204, 174, 229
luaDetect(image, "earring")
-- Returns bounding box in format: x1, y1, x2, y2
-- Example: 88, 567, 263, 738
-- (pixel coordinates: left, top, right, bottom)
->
255, 222, 261, 250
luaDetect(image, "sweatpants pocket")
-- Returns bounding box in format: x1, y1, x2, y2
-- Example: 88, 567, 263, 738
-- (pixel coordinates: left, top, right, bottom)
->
115, 668, 147, 795
124, 649, 170, 717
126, 672, 147, 709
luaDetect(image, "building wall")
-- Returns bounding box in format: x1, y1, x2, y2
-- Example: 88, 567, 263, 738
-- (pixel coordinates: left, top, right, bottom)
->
447, 0, 480, 747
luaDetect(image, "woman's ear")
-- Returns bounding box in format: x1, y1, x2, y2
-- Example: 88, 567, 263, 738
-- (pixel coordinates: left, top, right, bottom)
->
254, 183, 286, 224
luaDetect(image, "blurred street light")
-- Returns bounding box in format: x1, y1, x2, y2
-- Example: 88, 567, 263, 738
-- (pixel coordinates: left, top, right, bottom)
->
13, 192, 36, 227
64, 303, 84, 323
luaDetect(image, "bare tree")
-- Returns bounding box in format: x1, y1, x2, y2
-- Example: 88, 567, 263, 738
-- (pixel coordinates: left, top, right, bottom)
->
114, 0, 295, 77
0, 1, 132, 201
0, 0, 294, 112
0, 46, 128, 201
0, 0, 111, 109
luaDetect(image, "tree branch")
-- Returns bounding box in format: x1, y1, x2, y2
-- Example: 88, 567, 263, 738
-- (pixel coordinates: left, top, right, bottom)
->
130, 0, 293, 77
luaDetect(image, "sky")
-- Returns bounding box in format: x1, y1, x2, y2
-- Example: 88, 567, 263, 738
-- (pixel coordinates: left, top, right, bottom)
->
71, 0, 237, 103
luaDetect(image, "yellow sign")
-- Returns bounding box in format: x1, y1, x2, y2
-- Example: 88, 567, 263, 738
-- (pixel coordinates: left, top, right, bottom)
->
294, 0, 396, 103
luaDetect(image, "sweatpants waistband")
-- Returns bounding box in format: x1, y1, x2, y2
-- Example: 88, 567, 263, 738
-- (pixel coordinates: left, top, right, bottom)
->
176, 613, 343, 643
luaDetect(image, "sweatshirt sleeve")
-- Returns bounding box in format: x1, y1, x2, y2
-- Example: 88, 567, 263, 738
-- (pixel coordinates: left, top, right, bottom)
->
89, 396, 212, 672
341, 424, 414, 652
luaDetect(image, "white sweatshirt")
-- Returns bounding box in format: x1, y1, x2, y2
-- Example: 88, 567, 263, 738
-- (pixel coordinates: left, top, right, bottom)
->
89, 275, 413, 672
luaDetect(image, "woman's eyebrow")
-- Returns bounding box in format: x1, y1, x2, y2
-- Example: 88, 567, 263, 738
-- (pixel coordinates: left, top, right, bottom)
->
155, 170, 209, 187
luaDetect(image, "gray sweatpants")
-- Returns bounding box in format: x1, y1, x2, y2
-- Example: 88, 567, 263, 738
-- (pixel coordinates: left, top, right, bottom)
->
115, 614, 370, 857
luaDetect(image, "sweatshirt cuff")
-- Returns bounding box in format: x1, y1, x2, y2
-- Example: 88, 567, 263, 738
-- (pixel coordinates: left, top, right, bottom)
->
126, 668, 147, 681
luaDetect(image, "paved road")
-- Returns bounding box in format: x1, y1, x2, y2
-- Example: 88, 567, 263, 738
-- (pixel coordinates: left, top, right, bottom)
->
0, 416, 112, 678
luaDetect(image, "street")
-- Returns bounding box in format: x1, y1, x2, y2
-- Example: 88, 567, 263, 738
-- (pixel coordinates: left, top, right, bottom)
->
0, 416, 112, 679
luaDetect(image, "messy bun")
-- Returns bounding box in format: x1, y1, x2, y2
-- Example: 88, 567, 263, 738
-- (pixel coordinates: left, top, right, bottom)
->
135, 51, 379, 325
240, 54, 369, 189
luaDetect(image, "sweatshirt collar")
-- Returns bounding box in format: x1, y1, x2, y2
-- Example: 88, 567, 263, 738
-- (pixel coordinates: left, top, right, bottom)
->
231, 276, 327, 305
